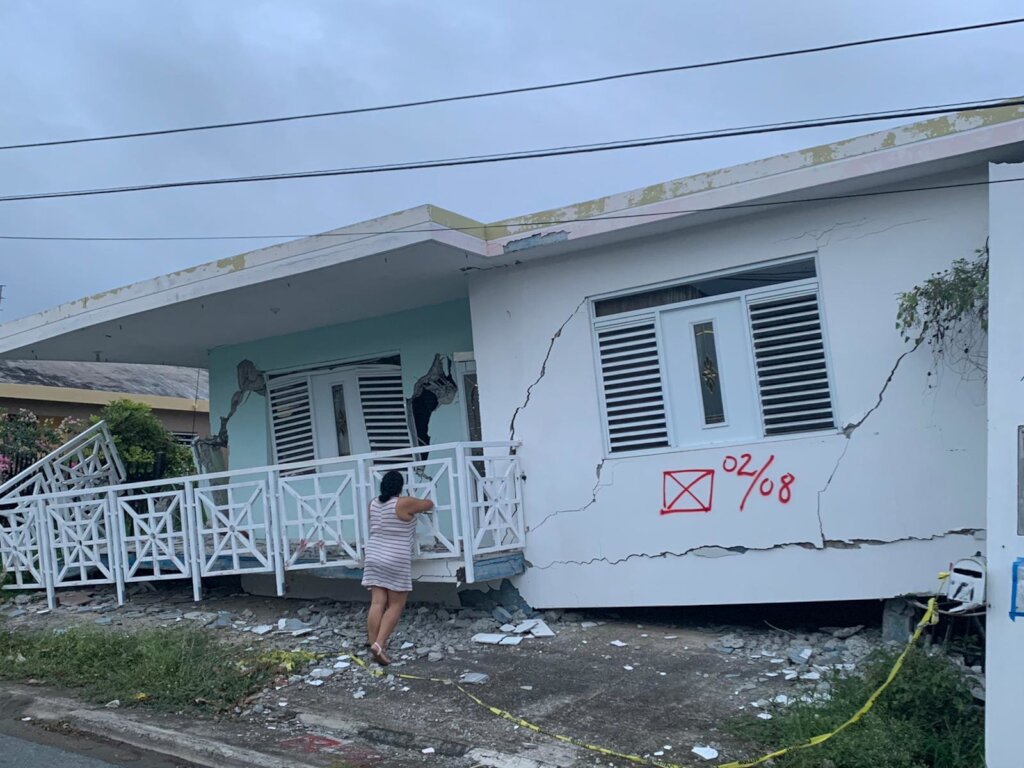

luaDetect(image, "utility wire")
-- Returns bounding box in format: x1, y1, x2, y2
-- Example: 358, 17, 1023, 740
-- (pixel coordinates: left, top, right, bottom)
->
0, 97, 1020, 204
0, 17, 1021, 152
1, 176, 1021, 242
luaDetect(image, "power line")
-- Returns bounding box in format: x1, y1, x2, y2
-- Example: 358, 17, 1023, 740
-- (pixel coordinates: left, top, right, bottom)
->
1, 17, 1021, 153
2, 176, 1021, 242
0, 97, 1020, 204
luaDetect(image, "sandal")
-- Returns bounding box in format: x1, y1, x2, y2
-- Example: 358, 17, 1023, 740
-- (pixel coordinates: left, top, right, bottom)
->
370, 642, 391, 666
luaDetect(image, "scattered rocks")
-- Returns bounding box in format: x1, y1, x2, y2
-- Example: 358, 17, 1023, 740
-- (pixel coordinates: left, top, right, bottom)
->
788, 647, 813, 666
460, 672, 490, 685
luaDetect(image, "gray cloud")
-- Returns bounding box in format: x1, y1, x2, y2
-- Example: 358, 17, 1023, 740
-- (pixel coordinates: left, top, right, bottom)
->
0, 0, 1018, 319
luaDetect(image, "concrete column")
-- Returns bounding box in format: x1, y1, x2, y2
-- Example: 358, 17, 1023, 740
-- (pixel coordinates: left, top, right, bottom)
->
985, 161, 1024, 768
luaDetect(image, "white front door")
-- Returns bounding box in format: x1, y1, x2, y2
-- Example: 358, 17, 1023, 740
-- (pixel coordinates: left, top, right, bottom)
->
660, 298, 760, 446
310, 370, 370, 459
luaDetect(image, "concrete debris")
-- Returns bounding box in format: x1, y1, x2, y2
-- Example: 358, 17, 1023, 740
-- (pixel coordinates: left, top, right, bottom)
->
309, 668, 334, 679
472, 634, 506, 645
757, 712, 773, 720
104, 700, 121, 709
460, 672, 490, 685
788, 647, 813, 665
306, 679, 325, 687
352, 688, 366, 699
830, 625, 865, 639
58, 591, 92, 607
277, 618, 311, 633
718, 633, 746, 650
692, 745, 719, 760
580, 621, 599, 629
250, 625, 273, 636
499, 636, 522, 646
610, 640, 627, 647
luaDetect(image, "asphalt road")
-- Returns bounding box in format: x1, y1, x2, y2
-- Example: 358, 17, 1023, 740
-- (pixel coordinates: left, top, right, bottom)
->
0, 732, 121, 767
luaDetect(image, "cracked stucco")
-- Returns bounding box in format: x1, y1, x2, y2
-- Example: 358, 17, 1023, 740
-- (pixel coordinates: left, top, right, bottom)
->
508, 298, 588, 441
530, 528, 983, 570
522, 327, 947, 569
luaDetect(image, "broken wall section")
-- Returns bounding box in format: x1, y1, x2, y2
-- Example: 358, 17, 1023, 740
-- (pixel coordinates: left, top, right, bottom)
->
207, 299, 475, 472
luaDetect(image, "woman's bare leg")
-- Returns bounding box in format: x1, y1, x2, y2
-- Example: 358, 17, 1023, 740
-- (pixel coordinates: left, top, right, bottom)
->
367, 587, 387, 646
374, 590, 409, 650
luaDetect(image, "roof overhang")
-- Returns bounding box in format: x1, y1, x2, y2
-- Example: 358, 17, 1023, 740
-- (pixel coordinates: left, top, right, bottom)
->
2, 103, 1023, 368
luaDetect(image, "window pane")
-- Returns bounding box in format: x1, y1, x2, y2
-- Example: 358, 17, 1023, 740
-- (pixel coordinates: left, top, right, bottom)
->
594, 258, 816, 317
693, 322, 725, 425
332, 384, 352, 456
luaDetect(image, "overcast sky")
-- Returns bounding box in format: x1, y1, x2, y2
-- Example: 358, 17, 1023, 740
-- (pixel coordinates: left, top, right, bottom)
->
0, 1, 1019, 321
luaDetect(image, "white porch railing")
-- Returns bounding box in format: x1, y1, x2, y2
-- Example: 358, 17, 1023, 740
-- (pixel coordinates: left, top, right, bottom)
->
0, 441, 525, 608
0, 421, 124, 590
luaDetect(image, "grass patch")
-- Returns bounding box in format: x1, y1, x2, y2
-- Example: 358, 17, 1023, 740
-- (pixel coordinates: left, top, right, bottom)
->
731, 648, 984, 768
0, 626, 281, 712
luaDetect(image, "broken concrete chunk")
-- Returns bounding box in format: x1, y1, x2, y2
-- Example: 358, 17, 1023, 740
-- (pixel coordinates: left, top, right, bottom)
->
580, 621, 599, 629
58, 591, 92, 607
513, 619, 539, 634
460, 672, 490, 685
278, 618, 312, 632
309, 668, 335, 679
692, 745, 719, 761
352, 688, 366, 699
428, 651, 444, 662
499, 624, 516, 633
788, 647, 813, 665
718, 633, 745, 649
491, 607, 514, 623
528, 620, 555, 638
251, 625, 273, 635
499, 636, 523, 646
831, 625, 865, 639
610, 640, 627, 647
472, 633, 506, 645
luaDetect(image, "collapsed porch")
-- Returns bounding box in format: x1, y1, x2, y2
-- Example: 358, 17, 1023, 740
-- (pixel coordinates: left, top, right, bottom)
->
1, 424, 526, 608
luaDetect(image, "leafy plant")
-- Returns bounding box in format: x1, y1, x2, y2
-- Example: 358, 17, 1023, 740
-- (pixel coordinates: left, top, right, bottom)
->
0, 409, 63, 479
896, 246, 988, 377
93, 399, 194, 482
731, 647, 984, 768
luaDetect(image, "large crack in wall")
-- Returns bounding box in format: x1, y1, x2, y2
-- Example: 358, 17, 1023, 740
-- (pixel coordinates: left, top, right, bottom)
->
508, 298, 588, 441
530, 528, 983, 570
408, 354, 458, 448
194, 359, 266, 473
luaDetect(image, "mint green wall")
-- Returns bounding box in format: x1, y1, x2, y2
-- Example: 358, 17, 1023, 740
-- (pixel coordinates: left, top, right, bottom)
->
208, 300, 474, 471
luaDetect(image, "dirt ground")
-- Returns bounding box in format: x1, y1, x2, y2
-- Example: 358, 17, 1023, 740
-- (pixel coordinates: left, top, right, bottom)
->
0, 580, 931, 768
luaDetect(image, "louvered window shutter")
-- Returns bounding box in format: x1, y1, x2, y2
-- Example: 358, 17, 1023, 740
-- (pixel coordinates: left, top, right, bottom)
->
358, 372, 412, 453
268, 378, 316, 464
597, 320, 670, 453
748, 291, 836, 435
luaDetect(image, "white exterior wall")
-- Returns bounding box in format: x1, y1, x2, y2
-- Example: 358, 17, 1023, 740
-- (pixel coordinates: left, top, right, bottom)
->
985, 162, 1024, 768
470, 169, 988, 609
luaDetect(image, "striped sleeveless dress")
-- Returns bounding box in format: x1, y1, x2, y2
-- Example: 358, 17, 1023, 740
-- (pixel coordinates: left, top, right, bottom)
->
361, 497, 416, 592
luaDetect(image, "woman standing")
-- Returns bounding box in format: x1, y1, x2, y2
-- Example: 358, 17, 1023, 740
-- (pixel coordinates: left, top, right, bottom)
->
362, 470, 434, 665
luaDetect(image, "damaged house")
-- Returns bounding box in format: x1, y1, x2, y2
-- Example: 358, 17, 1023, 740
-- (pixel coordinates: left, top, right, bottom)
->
1, 102, 1022, 634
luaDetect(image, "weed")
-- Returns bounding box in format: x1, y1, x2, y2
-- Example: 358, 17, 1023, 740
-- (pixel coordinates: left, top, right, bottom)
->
0, 626, 280, 712
731, 648, 984, 768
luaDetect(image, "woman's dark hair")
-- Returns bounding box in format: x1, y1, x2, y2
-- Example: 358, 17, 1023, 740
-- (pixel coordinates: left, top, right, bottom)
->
378, 470, 404, 503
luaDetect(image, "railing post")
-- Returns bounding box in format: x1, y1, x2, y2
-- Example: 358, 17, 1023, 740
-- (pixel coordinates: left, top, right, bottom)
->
267, 470, 285, 597
455, 445, 475, 585
35, 498, 56, 610
184, 479, 203, 603
355, 458, 369, 562
106, 489, 125, 606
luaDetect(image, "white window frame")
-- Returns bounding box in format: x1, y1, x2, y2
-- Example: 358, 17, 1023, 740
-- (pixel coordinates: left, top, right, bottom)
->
590, 256, 840, 458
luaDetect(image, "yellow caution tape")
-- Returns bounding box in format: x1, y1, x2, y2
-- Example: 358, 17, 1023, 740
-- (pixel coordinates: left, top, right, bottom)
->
294, 581, 944, 768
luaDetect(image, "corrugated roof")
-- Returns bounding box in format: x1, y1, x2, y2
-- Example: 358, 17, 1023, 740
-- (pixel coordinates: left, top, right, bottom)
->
0, 360, 208, 400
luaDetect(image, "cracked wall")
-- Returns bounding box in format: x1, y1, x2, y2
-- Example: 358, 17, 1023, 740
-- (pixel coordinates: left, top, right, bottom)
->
469, 166, 990, 609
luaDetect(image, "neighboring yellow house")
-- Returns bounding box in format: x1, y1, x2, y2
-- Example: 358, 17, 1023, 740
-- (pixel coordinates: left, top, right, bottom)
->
0, 360, 209, 442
